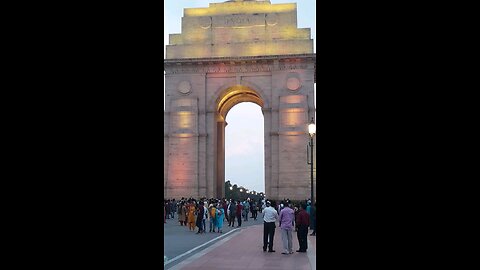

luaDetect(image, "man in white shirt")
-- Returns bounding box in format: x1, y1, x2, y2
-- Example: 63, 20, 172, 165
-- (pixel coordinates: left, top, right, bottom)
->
262, 201, 278, 252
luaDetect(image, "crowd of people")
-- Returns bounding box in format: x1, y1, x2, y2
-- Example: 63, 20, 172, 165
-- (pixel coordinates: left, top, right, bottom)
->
163, 197, 317, 254
164, 197, 263, 233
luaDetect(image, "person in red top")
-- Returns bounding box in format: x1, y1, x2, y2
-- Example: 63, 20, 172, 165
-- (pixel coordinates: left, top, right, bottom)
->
295, 203, 310, 252
236, 201, 243, 227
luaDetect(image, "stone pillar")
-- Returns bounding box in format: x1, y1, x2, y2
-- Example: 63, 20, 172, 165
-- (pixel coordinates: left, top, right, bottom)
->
216, 118, 227, 198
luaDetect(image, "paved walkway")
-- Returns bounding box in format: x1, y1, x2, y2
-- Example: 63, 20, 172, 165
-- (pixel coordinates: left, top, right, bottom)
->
167, 224, 316, 270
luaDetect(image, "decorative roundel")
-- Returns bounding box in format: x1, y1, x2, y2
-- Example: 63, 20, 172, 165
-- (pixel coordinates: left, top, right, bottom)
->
177, 81, 191, 94
287, 77, 301, 91
200, 17, 212, 29
266, 13, 278, 26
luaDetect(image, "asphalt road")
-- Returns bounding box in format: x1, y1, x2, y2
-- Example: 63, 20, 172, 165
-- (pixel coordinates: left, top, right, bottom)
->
164, 214, 264, 269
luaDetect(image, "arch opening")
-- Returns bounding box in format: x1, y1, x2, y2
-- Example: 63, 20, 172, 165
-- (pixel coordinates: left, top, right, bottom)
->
216, 85, 264, 119
224, 102, 265, 201
214, 85, 265, 199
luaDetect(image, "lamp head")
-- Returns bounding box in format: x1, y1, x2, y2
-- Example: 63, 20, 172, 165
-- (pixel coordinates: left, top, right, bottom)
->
308, 117, 316, 137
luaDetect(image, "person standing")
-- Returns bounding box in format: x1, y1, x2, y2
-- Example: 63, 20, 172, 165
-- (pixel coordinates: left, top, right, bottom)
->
187, 201, 196, 231
310, 201, 316, 236
178, 201, 186, 226
171, 199, 176, 219
277, 201, 283, 215
166, 200, 171, 219
195, 201, 203, 234
202, 202, 208, 234
243, 199, 250, 221
251, 201, 258, 220
208, 204, 217, 232
222, 199, 228, 223
294, 205, 299, 232
306, 200, 311, 222
228, 200, 236, 227
236, 201, 243, 227
216, 203, 224, 233
262, 201, 278, 252
279, 202, 295, 254
196, 201, 205, 234
296, 203, 310, 252
277, 202, 285, 227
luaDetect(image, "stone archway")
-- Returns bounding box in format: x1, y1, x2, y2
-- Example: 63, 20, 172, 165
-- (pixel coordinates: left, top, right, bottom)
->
164, 0, 316, 201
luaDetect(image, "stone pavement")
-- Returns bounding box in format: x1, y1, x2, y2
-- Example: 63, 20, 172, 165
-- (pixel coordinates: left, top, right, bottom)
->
167, 224, 316, 270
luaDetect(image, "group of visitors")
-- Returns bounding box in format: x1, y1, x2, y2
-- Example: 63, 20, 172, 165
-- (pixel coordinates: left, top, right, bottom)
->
165, 197, 263, 230
164, 196, 317, 255
262, 199, 317, 254
165, 197, 231, 234
163, 199, 177, 221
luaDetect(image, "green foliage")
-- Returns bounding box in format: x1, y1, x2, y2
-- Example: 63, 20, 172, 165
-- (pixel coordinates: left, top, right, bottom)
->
225, 180, 263, 202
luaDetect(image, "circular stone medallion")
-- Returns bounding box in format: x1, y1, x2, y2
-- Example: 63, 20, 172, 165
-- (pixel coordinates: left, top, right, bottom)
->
287, 77, 301, 91
266, 13, 278, 26
177, 81, 191, 94
200, 17, 211, 29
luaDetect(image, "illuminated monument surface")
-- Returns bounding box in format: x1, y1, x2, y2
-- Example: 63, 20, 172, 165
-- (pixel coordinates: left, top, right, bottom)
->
164, 0, 316, 201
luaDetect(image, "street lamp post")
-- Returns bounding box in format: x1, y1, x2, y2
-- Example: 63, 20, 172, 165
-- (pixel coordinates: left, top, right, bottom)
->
308, 117, 316, 203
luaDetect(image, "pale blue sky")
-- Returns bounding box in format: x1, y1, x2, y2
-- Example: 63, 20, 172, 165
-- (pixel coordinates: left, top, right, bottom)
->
164, 0, 315, 194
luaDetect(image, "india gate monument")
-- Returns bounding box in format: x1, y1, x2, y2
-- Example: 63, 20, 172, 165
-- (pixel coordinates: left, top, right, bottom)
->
164, 0, 316, 201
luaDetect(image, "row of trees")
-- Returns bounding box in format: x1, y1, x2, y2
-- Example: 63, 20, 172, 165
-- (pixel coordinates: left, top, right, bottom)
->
224, 180, 264, 202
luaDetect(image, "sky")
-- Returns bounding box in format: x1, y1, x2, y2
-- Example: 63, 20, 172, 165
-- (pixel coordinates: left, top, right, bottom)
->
164, 0, 316, 194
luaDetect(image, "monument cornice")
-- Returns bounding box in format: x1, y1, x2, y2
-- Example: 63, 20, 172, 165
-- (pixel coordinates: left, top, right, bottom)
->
164, 53, 316, 65
164, 53, 316, 82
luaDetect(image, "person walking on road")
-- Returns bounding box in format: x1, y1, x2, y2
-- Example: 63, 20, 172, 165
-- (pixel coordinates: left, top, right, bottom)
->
279, 202, 295, 255
296, 203, 310, 252
262, 201, 278, 252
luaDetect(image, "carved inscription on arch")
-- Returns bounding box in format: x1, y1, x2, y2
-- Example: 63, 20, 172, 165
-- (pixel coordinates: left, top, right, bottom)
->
165, 63, 310, 74
213, 14, 265, 28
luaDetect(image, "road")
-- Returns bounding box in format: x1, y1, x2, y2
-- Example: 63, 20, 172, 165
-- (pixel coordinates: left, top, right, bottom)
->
164, 214, 264, 269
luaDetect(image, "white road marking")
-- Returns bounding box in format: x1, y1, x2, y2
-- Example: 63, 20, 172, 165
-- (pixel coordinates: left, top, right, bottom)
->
164, 227, 241, 268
